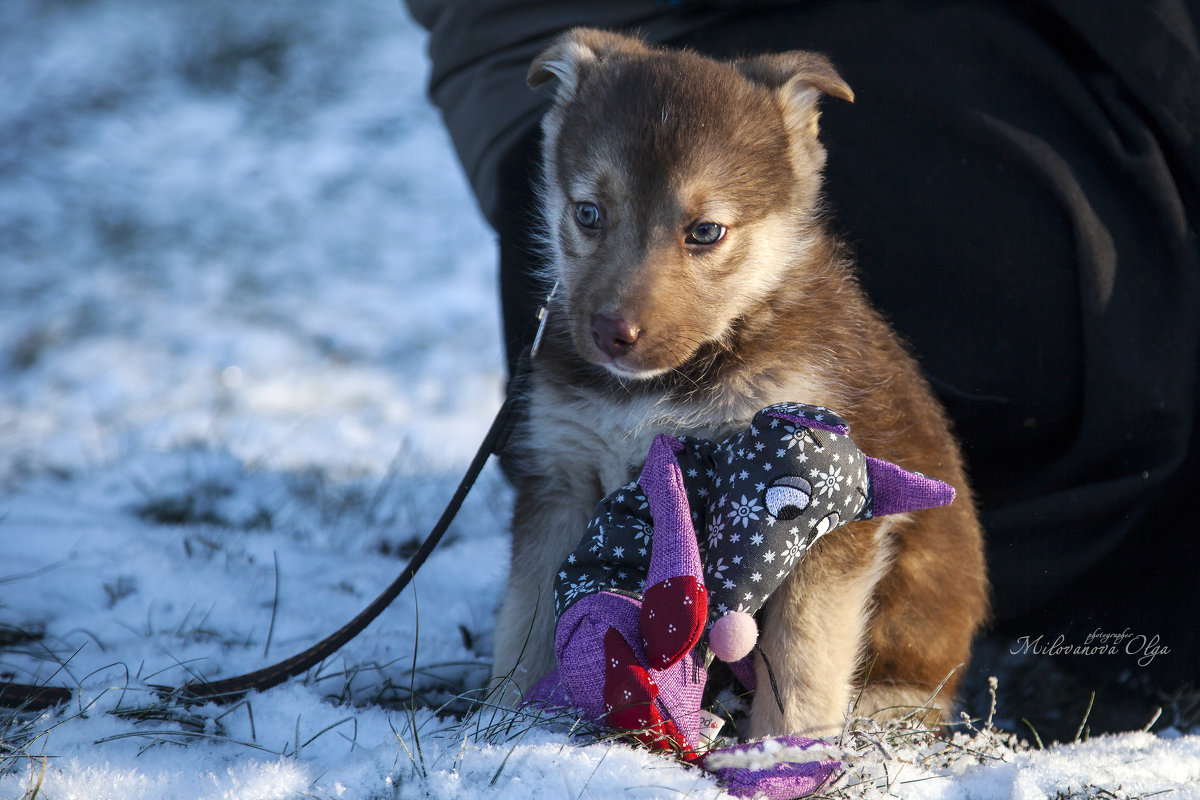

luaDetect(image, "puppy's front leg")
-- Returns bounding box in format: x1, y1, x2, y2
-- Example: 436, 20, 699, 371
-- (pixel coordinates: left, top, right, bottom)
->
490, 478, 595, 704
749, 520, 896, 739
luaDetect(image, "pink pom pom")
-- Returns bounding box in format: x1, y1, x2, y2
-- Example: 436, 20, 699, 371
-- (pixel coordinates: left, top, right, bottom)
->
709, 612, 758, 662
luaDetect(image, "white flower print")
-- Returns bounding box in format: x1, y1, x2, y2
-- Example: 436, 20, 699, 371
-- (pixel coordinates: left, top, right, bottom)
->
783, 530, 807, 565
588, 528, 605, 553
727, 495, 763, 528
562, 576, 597, 605
815, 466, 844, 497
780, 424, 808, 450
707, 515, 727, 549
708, 557, 729, 581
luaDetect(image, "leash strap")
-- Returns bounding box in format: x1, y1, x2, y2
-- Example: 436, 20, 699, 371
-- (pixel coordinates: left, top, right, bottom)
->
4, 276, 554, 712
176, 389, 520, 703
2, 368, 524, 711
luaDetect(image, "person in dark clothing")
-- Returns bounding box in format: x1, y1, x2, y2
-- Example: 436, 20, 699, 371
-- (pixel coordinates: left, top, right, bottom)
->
402, 0, 1200, 727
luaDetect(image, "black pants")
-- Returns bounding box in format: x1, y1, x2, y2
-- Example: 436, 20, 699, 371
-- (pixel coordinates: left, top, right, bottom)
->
493, 2, 1200, 688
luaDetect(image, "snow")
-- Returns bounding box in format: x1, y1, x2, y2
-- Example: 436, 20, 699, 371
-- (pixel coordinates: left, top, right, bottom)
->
0, 1, 1196, 798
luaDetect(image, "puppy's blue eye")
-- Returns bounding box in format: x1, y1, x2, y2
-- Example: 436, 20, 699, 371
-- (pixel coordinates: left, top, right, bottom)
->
686, 221, 726, 245
574, 202, 602, 229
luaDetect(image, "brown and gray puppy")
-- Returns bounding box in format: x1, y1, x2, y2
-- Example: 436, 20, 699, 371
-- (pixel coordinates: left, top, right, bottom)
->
494, 28, 988, 738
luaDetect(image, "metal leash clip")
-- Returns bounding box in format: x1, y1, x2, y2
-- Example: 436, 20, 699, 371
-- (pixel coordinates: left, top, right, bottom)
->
530, 280, 559, 359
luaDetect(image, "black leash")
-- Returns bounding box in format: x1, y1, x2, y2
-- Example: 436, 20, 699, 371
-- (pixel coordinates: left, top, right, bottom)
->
3, 281, 555, 714
1, 379, 523, 712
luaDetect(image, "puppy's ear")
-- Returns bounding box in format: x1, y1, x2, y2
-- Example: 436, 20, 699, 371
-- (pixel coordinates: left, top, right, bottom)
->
736, 52, 853, 137
527, 27, 646, 99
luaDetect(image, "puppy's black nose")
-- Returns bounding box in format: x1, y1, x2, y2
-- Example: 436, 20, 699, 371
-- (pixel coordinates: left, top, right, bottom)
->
591, 313, 640, 359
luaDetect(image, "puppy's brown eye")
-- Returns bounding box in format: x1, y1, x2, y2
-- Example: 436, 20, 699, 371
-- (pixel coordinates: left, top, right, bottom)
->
686, 221, 726, 245
574, 202, 603, 230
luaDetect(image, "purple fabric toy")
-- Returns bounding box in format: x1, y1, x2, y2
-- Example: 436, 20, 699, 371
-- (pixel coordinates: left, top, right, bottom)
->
525, 403, 955, 797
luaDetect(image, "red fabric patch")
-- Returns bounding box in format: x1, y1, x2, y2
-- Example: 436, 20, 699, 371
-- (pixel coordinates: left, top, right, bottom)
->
603, 628, 683, 752
603, 628, 659, 728
640, 576, 707, 669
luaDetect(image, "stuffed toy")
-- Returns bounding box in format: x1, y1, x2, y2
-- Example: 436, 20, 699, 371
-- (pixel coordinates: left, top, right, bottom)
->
524, 402, 955, 797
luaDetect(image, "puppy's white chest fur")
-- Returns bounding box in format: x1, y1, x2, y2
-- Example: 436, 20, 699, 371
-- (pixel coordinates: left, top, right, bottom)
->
525, 387, 710, 495
523, 363, 829, 502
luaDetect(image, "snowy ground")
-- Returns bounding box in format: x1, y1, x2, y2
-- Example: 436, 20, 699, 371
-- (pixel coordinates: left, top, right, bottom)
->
1, 2, 1197, 798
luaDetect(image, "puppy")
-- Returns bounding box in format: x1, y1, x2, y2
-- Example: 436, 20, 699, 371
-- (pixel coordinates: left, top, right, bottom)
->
493, 28, 988, 739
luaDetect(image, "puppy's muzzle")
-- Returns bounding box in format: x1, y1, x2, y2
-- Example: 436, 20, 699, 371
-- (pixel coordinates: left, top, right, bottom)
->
591, 313, 641, 360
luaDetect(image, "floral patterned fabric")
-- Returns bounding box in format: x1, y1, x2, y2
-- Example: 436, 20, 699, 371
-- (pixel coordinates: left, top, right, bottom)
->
554, 403, 950, 623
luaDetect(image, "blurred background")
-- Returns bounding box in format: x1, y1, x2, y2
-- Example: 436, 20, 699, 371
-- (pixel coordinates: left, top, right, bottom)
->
0, 0, 502, 487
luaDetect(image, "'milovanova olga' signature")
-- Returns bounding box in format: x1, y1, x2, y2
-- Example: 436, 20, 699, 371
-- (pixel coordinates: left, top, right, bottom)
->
1009, 627, 1170, 667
